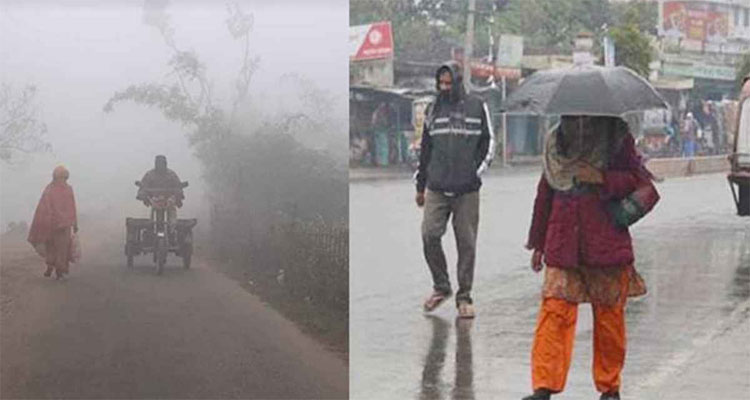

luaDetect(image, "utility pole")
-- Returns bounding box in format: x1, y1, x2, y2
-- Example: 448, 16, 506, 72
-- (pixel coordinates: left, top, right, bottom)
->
502, 75, 508, 167
463, 0, 476, 93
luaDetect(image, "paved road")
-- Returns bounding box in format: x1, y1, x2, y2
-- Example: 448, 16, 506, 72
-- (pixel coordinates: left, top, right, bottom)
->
350, 171, 749, 400
0, 221, 347, 399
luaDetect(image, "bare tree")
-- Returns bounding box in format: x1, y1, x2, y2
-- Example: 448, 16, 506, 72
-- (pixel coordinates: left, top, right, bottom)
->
0, 83, 51, 163
226, 3, 259, 121
105, 1, 256, 144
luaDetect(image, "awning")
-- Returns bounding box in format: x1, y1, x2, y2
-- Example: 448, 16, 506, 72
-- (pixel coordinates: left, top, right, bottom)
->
652, 77, 694, 91
350, 85, 433, 102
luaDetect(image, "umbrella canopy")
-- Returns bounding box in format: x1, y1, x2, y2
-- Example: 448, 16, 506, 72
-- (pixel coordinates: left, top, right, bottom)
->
502, 65, 668, 117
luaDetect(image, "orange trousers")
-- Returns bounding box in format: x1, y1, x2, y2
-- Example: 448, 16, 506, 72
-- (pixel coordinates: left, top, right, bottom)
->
530, 295, 626, 394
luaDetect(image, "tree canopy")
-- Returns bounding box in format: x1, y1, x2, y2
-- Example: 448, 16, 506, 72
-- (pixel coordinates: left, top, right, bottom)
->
0, 84, 51, 164
351, 0, 658, 68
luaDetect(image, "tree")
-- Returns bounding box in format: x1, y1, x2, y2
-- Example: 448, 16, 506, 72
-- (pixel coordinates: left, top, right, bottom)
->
611, 0, 658, 35
350, 0, 460, 62
609, 23, 652, 77
481, 0, 614, 56
0, 84, 51, 163
350, 0, 616, 62
608, 1, 655, 78
104, 3, 249, 146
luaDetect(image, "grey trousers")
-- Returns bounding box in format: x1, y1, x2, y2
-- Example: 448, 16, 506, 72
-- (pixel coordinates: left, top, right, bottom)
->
421, 190, 479, 304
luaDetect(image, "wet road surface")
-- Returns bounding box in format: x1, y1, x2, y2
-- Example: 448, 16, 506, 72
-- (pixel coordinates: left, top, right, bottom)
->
0, 224, 347, 399
351, 171, 749, 399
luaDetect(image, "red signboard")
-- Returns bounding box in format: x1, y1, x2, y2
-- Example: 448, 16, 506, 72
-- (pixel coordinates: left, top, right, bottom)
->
453, 56, 522, 80
662, 1, 730, 42
350, 22, 394, 61
468, 60, 521, 80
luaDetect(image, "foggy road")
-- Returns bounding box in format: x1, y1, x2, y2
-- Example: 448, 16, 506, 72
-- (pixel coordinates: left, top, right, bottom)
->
0, 226, 347, 399
1, 2, 349, 398
350, 171, 749, 399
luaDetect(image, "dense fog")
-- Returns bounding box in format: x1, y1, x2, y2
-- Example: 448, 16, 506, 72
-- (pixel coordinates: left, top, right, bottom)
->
1, 0, 347, 230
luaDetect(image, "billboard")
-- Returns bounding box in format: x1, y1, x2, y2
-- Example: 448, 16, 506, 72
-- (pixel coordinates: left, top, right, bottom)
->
661, 1, 730, 43
350, 21, 394, 61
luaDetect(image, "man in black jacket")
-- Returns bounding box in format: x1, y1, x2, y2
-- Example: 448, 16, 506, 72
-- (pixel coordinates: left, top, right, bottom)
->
415, 62, 496, 318
137, 155, 185, 226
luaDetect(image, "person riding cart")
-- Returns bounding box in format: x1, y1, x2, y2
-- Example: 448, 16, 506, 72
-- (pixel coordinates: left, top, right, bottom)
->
126, 155, 196, 274
137, 155, 184, 213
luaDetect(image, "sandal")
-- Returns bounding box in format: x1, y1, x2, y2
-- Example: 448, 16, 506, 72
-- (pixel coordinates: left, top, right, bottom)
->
457, 301, 475, 319
423, 291, 451, 312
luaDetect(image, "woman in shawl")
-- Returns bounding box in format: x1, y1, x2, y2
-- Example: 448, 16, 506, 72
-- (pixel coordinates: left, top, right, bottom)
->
521, 116, 657, 400
27, 166, 78, 279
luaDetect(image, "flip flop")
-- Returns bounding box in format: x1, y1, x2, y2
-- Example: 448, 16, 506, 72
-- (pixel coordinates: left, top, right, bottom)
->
423, 291, 451, 312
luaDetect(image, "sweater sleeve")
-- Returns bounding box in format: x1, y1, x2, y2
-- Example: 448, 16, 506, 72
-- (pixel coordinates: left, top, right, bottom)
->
415, 119, 432, 193
526, 174, 554, 251
476, 101, 496, 177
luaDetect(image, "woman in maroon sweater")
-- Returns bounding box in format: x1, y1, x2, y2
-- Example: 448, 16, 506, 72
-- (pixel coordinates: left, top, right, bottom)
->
522, 116, 655, 400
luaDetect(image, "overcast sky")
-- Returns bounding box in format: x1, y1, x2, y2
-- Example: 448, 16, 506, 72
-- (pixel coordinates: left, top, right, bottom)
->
0, 0, 347, 229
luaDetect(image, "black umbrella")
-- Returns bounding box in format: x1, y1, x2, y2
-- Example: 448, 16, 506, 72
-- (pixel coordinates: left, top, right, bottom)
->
502, 65, 668, 116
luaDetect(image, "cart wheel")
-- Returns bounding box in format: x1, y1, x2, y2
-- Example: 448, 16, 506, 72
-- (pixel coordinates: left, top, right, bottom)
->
156, 238, 167, 275
125, 242, 135, 268
157, 255, 165, 275
739, 182, 750, 216
182, 232, 193, 269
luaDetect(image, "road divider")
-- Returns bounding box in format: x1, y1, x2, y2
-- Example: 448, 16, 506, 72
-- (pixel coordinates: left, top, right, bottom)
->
646, 155, 730, 179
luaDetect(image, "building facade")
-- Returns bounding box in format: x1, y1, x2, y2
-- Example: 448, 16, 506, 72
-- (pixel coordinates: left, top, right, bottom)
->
654, 0, 750, 99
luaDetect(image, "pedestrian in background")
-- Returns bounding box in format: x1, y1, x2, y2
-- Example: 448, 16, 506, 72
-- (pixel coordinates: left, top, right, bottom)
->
681, 112, 698, 157
371, 102, 392, 166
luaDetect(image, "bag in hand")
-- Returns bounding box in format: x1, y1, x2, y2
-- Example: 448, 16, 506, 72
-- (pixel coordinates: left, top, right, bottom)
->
609, 181, 660, 229
69, 233, 82, 263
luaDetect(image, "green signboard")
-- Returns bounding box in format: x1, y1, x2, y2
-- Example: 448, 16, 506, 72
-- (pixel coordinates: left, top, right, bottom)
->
662, 62, 736, 81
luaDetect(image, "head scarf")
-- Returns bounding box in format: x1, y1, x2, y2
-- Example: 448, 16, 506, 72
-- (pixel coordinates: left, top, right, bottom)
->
543, 116, 630, 191
155, 155, 167, 172
53, 165, 69, 182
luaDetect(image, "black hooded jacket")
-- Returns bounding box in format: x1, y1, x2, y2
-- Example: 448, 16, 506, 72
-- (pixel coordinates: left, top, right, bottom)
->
415, 62, 496, 195
137, 158, 184, 203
